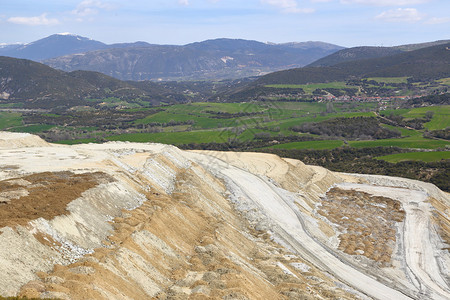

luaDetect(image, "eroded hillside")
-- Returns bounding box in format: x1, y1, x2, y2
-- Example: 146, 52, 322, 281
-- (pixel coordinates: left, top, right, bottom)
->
0, 132, 449, 299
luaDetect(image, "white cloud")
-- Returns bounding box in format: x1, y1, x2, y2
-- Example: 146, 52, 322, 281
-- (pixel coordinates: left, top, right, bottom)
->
341, 0, 430, 5
179, 0, 189, 5
72, 0, 115, 17
375, 8, 423, 22
425, 17, 450, 24
7, 13, 59, 26
261, 0, 315, 13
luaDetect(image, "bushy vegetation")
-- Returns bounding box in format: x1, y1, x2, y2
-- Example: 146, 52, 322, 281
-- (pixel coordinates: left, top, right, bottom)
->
424, 129, 450, 140
379, 112, 432, 130
406, 93, 450, 106
291, 117, 401, 140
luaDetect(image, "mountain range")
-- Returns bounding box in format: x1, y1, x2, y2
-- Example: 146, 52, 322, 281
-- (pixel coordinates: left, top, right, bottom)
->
1, 34, 345, 81
2, 34, 449, 83
256, 42, 450, 85
1, 37, 450, 109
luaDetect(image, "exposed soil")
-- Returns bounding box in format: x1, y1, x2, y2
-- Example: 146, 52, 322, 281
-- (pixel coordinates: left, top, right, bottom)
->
318, 188, 405, 265
0, 134, 446, 299
430, 197, 450, 251
0, 171, 113, 228
18, 167, 357, 300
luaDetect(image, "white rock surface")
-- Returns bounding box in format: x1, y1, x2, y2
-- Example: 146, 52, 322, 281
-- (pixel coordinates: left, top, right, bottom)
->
0, 132, 448, 300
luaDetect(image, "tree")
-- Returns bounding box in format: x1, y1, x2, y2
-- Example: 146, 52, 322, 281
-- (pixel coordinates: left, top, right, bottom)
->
425, 111, 435, 120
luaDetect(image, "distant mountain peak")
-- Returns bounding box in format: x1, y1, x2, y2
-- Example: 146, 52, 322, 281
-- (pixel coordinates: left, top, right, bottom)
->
0, 34, 107, 61
56, 32, 76, 36
55, 32, 89, 38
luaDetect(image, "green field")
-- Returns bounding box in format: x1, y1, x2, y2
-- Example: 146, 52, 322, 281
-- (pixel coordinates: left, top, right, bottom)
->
0, 103, 24, 108
107, 130, 233, 145
366, 77, 409, 84
349, 136, 449, 149
264, 140, 344, 150
86, 97, 150, 109
381, 105, 450, 130
134, 111, 222, 129
3, 100, 447, 158
133, 102, 378, 136
10, 124, 55, 133
188, 102, 266, 113
0, 112, 22, 130
437, 77, 450, 86
403, 106, 449, 130
381, 124, 422, 137
267, 111, 376, 134
376, 151, 450, 163
266, 82, 357, 94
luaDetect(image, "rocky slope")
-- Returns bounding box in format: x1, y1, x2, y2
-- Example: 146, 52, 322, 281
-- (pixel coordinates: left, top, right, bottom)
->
0, 132, 449, 299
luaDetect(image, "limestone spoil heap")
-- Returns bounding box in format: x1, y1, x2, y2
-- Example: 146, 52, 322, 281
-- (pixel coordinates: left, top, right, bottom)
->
0, 132, 448, 300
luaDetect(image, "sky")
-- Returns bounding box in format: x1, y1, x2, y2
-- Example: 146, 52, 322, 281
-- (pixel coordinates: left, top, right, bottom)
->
1, 0, 449, 47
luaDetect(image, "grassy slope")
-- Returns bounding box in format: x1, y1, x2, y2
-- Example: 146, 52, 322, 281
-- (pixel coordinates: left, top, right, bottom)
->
265, 82, 356, 93
348, 137, 449, 149
382, 105, 449, 130
264, 140, 344, 150
106, 130, 232, 145
10, 124, 55, 133
94, 103, 449, 154
0, 112, 22, 130
366, 77, 409, 83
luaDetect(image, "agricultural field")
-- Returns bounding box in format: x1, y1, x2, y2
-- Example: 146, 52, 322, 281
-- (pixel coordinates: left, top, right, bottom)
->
263, 140, 344, 150
10, 124, 55, 133
266, 82, 357, 94
1, 101, 448, 163
86, 97, 152, 109
348, 136, 449, 149
0, 112, 22, 130
376, 151, 450, 163
437, 77, 450, 85
265, 77, 450, 99
380, 105, 450, 130
405, 106, 449, 130
365, 77, 409, 84
107, 130, 232, 145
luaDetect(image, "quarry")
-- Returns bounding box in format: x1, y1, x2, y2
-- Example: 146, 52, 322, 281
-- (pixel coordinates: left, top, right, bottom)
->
0, 131, 449, 300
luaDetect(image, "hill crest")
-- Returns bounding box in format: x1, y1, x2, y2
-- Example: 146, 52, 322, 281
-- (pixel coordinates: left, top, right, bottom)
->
0, 132, 448, 299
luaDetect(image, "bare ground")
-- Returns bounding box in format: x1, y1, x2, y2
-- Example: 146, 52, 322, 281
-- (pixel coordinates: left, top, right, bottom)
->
0, 172, 113, 228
